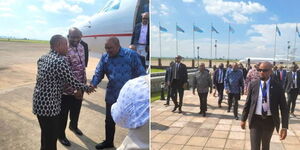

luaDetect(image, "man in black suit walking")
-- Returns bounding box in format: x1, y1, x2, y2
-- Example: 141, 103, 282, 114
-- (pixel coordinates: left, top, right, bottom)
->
241, 62, 289, 150
213, 63, 227, 107
170, 55, 188, 113
165, 61, 174, 105
284, 64, 300, 117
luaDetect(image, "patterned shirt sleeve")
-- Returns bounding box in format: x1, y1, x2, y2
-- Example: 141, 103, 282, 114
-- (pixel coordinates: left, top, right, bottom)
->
91, 55, 106, 86
58, 59, 89, 92
131, 52, 146, 78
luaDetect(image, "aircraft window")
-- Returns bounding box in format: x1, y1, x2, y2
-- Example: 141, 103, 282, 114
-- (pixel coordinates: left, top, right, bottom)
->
101, 0, 121, 13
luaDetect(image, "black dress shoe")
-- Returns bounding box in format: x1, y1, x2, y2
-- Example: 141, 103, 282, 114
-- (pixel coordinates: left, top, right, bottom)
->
95, 141, 114, 149
59, 137, 71, 146
235, 116, 239, 120
203, 112, 206, 117
172, 106, 178, 112
178, 108, 182, 113
69, 126, 83, 135
199, 111, 203, 114
164, 103, 169, 106
218, 103, 222, 108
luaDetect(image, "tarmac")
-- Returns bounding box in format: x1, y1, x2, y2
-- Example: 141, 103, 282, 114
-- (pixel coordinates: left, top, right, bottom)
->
0, 41, 128, 150
151, 90, 300, 150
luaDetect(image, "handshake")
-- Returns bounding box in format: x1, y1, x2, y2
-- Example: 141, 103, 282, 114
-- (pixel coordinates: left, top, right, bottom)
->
86, 84, 97, 94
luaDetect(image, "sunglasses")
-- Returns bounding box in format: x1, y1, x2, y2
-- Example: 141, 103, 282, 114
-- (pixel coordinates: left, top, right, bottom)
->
257, 69, 270, 72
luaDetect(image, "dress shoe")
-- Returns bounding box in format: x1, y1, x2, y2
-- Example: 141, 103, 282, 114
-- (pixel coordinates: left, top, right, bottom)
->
59, 137, 71, 146
227, 110, 230, 113
235, 116, 239, 120
164, 103, 169, 106
202, 112, 206, 117
95, 141, 114, 149
199, 111, 203, 114
178, 107, 182, 113
218, 104, 222, 108
69, 126, 83, 135
172, 106, 178, 112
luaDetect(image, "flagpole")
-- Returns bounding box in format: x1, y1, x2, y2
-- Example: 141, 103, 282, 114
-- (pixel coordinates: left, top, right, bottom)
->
159, 22, 162, 59
294, 24, 297, 50
228, 24, 230, 61
193, 23, 195, 60
274, 25, 277, 63
211, 23, 213, 59
176, 22, 178, 55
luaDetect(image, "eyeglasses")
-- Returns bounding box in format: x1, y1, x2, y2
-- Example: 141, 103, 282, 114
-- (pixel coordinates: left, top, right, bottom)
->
257, 69, 270, 72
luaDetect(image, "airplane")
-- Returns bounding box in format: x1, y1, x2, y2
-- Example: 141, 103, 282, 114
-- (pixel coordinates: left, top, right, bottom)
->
238, 57, 292, 64
79, 0, 148, 55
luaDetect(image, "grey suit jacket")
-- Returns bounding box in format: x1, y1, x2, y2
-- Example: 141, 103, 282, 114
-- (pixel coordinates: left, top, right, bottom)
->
241, 78, 289, 132
284, 71, 300, 93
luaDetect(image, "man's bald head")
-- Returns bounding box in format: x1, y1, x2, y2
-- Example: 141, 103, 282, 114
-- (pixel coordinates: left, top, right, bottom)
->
199, 63, 205, 72
258, 61, 273, 81
105, 37, 121, 57
68, 27, 82, 47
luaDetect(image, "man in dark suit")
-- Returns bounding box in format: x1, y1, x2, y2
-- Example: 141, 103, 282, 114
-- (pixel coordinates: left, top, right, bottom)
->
241, 62, 288, 150
272, 65, 280, 82
131, 12, 149, 61
165, 61, 174, 105
80, 40, 89, 67
169, 55, 188, 113
278, 65, 287, 88
213, 63, 227, 107
284, 64, 300, 117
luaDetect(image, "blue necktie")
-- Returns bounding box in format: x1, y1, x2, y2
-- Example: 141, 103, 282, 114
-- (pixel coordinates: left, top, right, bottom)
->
262, 81, 267, 118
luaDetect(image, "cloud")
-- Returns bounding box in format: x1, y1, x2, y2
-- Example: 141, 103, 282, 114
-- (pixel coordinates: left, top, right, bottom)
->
270, 15, 279, 21
202, 0, 266, 24
27, 5, 39, 12
66, 0, 95, 4
35, 19, 47, 24
0, 13, 14, 17
182, 0, 195, 3
42, 0, 83, 13
69, 15, 92, 27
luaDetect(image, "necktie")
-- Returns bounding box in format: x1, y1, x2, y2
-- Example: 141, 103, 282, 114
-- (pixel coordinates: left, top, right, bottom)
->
262, 81, 267, 118
280, 71, 283, 80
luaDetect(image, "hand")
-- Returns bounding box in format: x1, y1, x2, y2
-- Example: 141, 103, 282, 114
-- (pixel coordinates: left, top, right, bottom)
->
87, 85, 96, 94
210, 89, 212, 94
74, 90, 83, 100
241, 121, 246, 130
279, 128, 287, 140
226, 90, 229, 94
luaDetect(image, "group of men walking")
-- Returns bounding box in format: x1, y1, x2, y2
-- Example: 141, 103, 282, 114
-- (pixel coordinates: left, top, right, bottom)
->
164, 57, 300, 150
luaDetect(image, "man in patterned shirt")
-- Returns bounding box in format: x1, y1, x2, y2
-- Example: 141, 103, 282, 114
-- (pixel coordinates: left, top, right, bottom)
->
58, 28, 88, 146
245, 62, 261, 95
32, 35, 94, 150
225, 63, 244, 120
91, 37, 146, 149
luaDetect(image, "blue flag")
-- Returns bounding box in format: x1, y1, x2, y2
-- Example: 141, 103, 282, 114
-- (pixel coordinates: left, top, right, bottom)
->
296, 26, 300, 38
176, 25, 185, 33
276, 25, 281, 36
229, 25, 235, 33
193, 25, 203, 33
159, 26, 168, 32
211, 26, 219, 34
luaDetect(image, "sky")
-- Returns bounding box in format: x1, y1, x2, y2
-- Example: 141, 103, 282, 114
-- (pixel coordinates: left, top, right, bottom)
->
151, 0, 300, 60
0, 0, 109, 40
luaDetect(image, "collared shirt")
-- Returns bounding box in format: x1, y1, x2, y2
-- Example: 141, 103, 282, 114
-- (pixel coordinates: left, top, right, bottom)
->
225, 70, 244, 94
138, 24, 148, 44
292, 71, 297, 88
255, 78, 272, 116
193, 70, 212, 93
64, 43, 86, 95
33, 50, 89, 117
111, 75, 149, 129
91, 47, 146, 104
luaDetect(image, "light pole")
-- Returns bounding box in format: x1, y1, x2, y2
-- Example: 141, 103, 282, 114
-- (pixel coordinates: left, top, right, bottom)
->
197, 46, 200, 67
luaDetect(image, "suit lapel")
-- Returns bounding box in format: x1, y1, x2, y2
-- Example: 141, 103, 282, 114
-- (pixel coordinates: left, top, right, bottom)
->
269, 79, 274, 109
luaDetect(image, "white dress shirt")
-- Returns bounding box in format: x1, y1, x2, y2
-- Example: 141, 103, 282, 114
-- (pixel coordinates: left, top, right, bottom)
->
292, 71, 297, 88
255, 78, 272, 116
138, 24, 148, 44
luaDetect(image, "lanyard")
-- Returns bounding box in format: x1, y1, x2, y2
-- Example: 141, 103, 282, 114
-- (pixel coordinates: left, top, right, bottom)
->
260, 81, 269, 101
